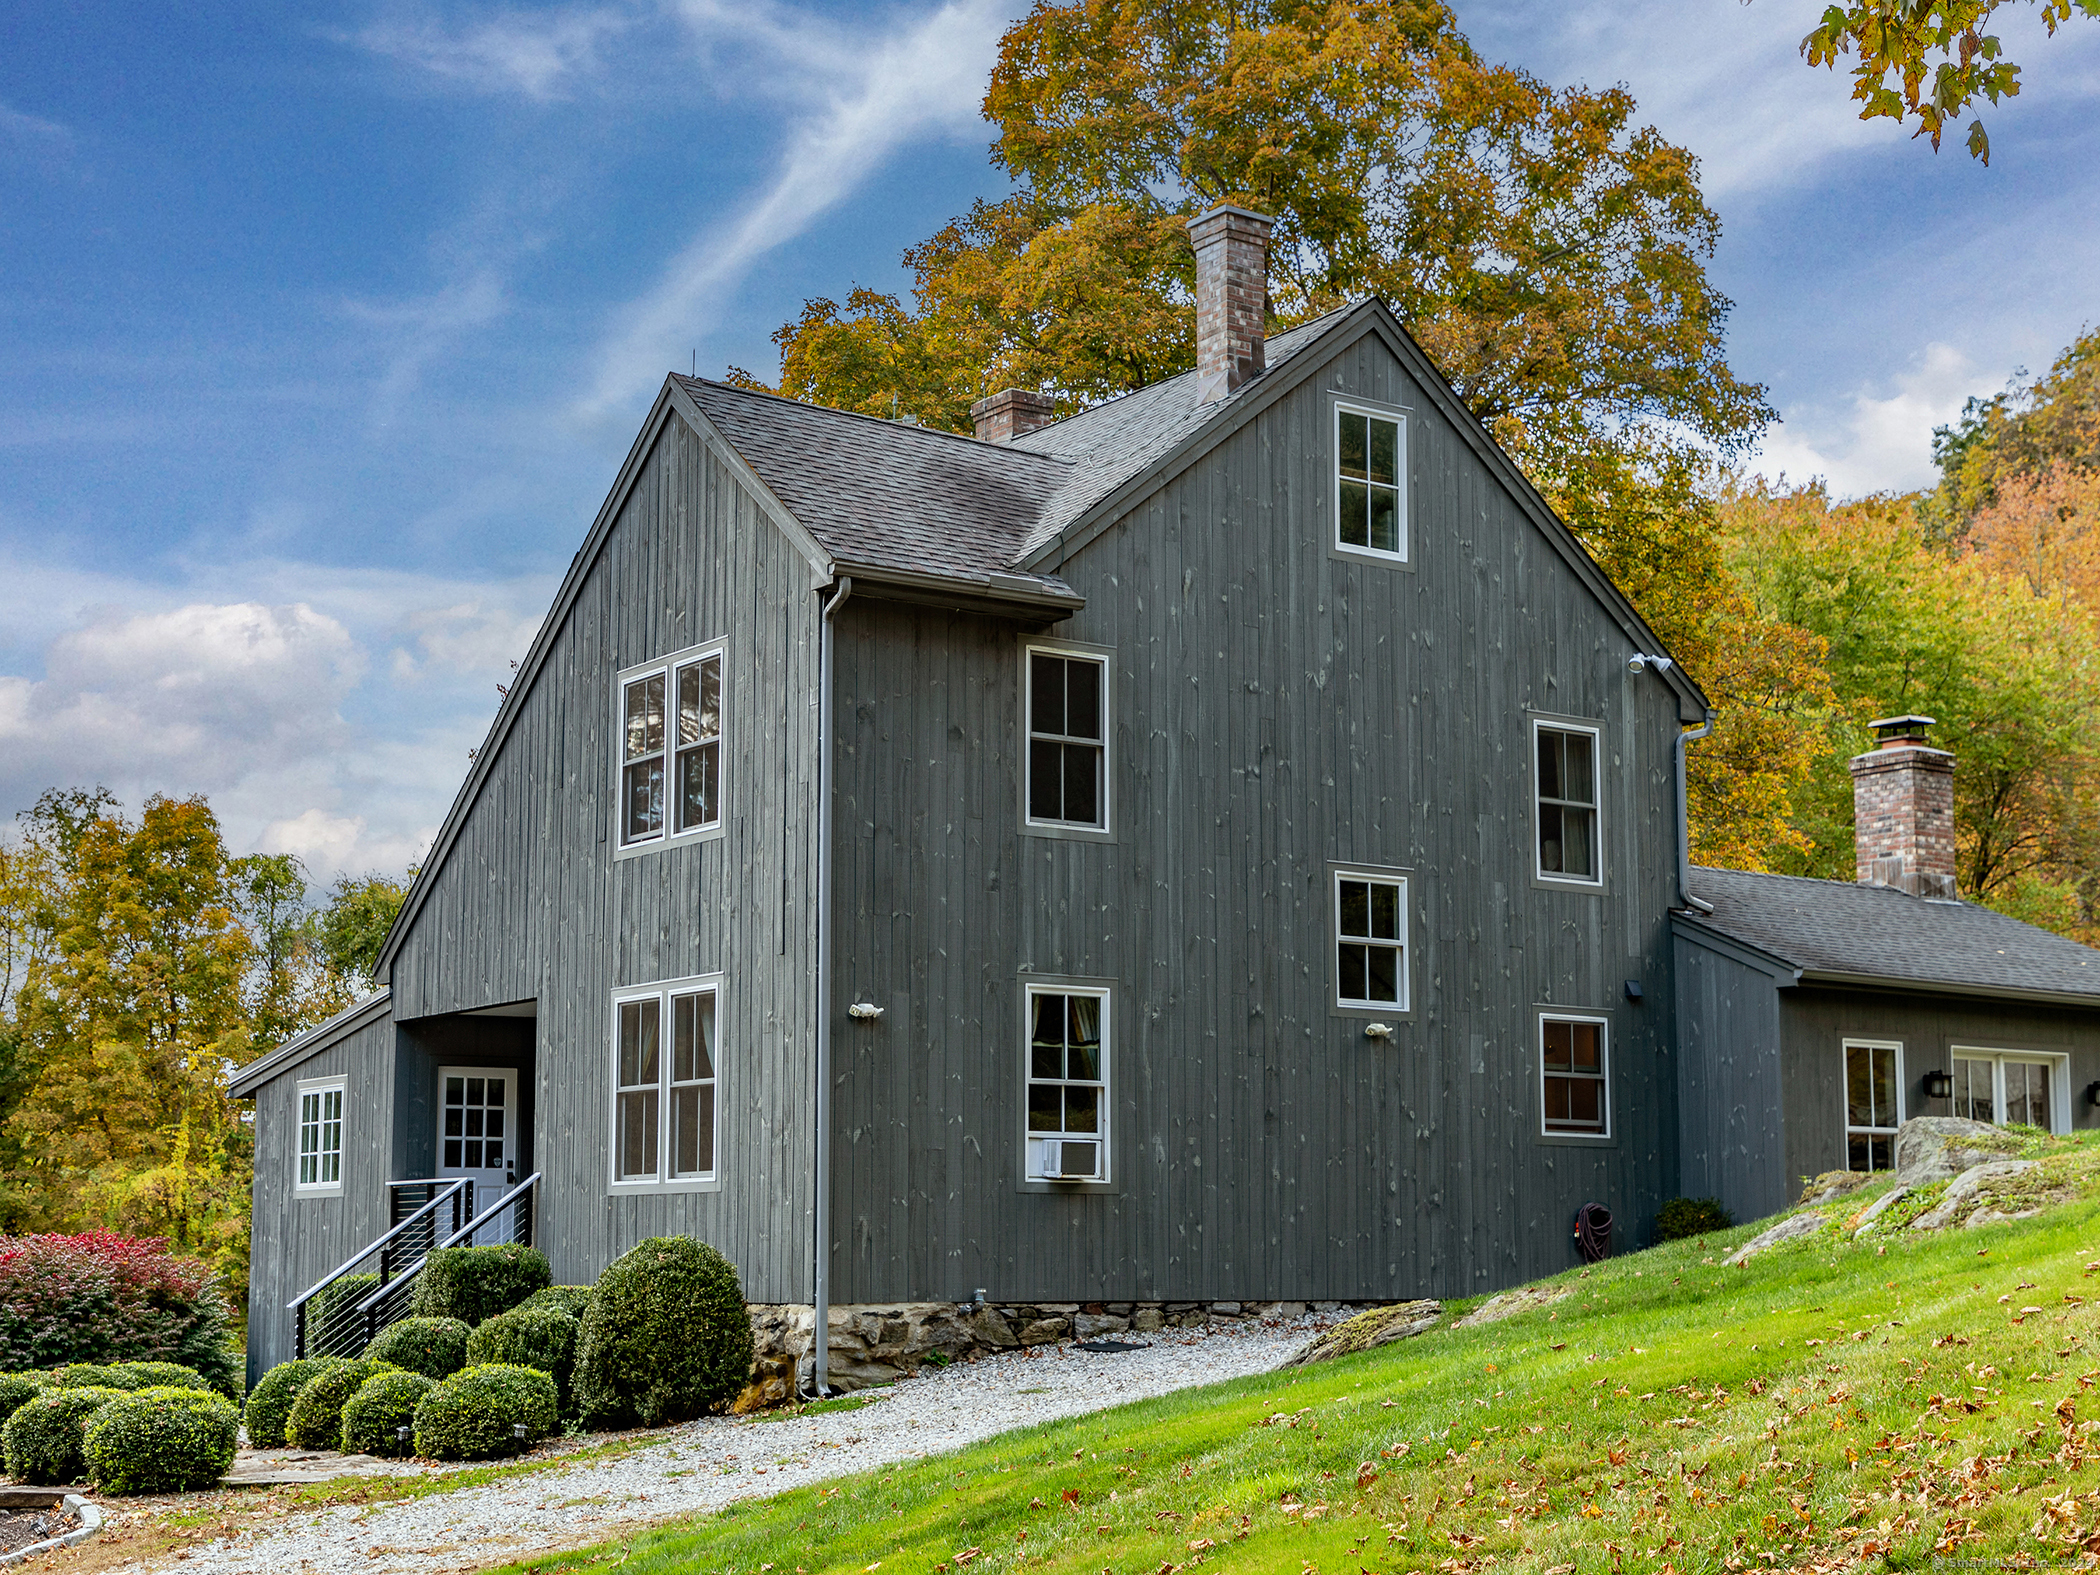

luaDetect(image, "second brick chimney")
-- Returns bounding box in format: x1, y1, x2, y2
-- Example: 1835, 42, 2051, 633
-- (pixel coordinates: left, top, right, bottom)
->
1187, 203, 1273, 403
971, 388, 1056, 445
1849, 715, 1957, 899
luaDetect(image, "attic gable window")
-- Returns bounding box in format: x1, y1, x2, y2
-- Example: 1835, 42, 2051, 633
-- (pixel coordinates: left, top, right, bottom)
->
618, 644, 724, 851
1024, 643, 1110, 835
1334, 400, 1408, 562
1535, 719, 1603, 886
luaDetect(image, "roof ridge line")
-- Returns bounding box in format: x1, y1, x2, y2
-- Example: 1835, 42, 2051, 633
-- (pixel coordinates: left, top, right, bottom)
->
680, 376, 1075, 468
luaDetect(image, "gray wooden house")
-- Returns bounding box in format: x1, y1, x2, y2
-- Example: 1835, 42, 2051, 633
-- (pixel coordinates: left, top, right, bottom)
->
231, 205, 2100, 1387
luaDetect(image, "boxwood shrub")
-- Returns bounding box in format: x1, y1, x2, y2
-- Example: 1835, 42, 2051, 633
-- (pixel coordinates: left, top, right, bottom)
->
1656, 1196, 1736, 1241
306, 1272, 381, 1342
2, 1385, 124, 1483
341, 1369, 434, 1458
0, 1372, 49, 1427
465, 1306, 578, 1411
517, 1285, 592, 1321
83, 1385, 239, 1494
574, 1237, 753, 1428
363, 1317, 471, 1380
243, 1358, 325, 1449
286, 1357, 391, 1451
110, 1362, 212, 1392
51, 1362, 146, 1390
408, 1246, 550, 1327
412, 1364, 557, 1460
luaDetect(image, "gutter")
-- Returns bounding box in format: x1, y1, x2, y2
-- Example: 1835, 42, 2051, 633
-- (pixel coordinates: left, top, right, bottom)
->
811, 575, 853, 1396
1675, 711, 1715, 914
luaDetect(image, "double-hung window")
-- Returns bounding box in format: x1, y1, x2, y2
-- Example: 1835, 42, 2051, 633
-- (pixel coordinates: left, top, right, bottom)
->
1949, 1048, 2063, 1133
1025, 985, 1109, 1181
1334, 401, 1407, 561
619, 646, 724, 849
1026, 647, 1107, 831
296, 1077, 345, 1192
1535, 720, 1602, 884
611, 978, 720, 1188
1844, 1039, 1903, 1172
1540, 1016, 1609, 1137
1335, 870, 1407, 1010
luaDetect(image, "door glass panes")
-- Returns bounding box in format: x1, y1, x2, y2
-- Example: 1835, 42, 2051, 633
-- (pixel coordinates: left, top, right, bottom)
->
669, 990, 717, 1179
1953, 1056, 1995, 1122
1537, 727, 1598, 879
1336, 875, 1404, 1005
2006, 1061, 2051, 1128
675, 656, 722, 833
1845, 1042, 1900, 1172
442, 1075, 506, 1173
1951, 1053, 2057, 1132
615, 998, 661, 1180
622, 673, 666, 843
1541, 1019, 1607, 1134
1028, 653, 1105, 827
1337, 408, 1403, 555
298, 1086, 343, 1187
1027, 991, 1106, 1179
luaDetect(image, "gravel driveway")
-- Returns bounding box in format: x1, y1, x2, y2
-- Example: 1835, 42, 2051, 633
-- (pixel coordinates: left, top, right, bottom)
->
131, 1314, 1328, 1575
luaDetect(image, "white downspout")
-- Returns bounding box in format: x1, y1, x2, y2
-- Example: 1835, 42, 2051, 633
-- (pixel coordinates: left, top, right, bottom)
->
1676, 710, 1715, 914
812, 575, 852, 1396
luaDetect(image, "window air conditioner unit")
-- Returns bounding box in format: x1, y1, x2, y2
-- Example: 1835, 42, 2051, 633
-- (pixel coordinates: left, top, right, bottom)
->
1040, 1139, 1099, 1180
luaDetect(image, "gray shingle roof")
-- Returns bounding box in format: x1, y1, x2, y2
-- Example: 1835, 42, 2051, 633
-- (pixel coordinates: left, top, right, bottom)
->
1684, 866, 2100, 1003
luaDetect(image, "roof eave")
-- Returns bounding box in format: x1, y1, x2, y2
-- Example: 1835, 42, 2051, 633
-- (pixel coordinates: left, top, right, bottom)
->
834, 560, 1085, 621
1795, 968, 2100, 1011
228, 987, 392, 1097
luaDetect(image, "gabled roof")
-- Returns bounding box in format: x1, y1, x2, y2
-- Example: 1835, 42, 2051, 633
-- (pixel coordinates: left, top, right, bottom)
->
1679, 867, 2100, 1007
228, 988, 391, 1097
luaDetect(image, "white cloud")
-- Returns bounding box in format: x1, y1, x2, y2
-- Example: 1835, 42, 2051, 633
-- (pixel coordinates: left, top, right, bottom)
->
389, 599, 545, 683
578, 0, 1011, 417
348, 4, 638, 100
1750, 341, 1998, 495
257, 807, 432, 877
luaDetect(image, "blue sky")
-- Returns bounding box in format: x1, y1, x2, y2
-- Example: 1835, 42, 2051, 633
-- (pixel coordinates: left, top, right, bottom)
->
4, 1, 2098, 881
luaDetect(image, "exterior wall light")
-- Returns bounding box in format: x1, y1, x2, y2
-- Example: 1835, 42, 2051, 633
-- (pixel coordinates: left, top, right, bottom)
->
1363, 1023, 1393, 1040
1627, 653, 1675, 676
1923, 1069, 1954, 1100
2087, 1080, 2100, 1110
847, 1002, 884, 1020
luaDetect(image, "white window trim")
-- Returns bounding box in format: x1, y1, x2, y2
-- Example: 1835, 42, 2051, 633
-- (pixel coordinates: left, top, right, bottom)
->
1331, 396, 1410, 565
1020, 638, 1113, 840
294, 1076, 346, 1196
613, 639, 728, 860
1022, 981, 1112, 1185
607, 972, 724, 1193
1332, 866, 1410, 1013
1842, 1037, 1906, 1170
1532, 715, 1606, 889
1538, 1012, 1611, 1141
1949, 1045, 2071, 1135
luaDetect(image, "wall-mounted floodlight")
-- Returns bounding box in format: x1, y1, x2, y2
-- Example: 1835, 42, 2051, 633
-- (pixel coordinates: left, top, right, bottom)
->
1363, 1023, 1394, 1040
848, 1002, 885, 1021
1627, 653, 1675, 676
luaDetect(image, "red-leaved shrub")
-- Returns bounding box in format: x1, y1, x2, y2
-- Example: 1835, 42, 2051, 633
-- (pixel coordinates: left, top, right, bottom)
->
0, 1232, 239, 1399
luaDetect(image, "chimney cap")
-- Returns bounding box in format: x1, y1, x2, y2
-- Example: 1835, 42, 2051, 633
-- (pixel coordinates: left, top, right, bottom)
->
1868, 714, 1937, 747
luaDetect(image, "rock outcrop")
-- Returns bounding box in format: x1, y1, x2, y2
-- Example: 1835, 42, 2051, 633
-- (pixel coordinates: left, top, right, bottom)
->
1282, 1300, 1442, 1367
1893, 1117, 2023, 1185
1724, 1212, 1828, 1265
1799, 1170, 1870, 1206
1910, 1160, 2046, 1230
1453, 1285, 1571, 1328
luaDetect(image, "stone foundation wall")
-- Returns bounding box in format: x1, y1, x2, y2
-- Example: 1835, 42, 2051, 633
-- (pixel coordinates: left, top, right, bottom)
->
734, 1298, 1381, 1410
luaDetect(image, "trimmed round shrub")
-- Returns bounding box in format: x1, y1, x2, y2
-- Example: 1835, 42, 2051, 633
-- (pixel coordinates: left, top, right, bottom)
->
286, 1358, 391, 1451
518, 1285, 593, 1321
243, 1358, 326, 1449
412, 1364, 557, 1461
83, 1386, 239, 1494
467, 1306, 578, 1412
1656, 1196, 1736, 1241
364, 1317, 471, 1380
574, 1237, 754, 1429
0, 1372, 49, 1427
341, 1370, 434, 1458
408, 1246, 551, 1327
3, 1385, 124, 1484
51, 1362, 146, 1391
110, 1362, 212, 1392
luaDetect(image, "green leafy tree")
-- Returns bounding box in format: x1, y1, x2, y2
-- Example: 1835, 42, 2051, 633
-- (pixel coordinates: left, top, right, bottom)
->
313, 871, 412, 995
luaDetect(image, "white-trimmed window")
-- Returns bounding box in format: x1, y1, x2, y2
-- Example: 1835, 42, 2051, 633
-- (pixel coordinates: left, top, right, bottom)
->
1025, 985, 1109, 1181
619, 645, 724, 848
1335, 871, 1407, 1010
1844, 1038, 1904, 1172
1026, 647, 1107, 830
1540, 1015, 1609, 1137
1950, 1048, 2065, 1133
1334, 401, 1407, 561
1535, 720, 1602, 885
611, 978, 720, 1187
296, 1078, 345, 1191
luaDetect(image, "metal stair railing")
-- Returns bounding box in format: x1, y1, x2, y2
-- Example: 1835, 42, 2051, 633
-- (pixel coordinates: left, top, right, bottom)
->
290, 1177, 471, 1359
332, 1171, 544, 1352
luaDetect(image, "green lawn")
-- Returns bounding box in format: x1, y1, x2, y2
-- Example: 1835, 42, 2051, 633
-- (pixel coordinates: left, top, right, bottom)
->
484, 1183, 2100, 1575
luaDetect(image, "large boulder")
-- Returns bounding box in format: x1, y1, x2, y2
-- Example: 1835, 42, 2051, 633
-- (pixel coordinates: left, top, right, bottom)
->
1282, 1300, 1440, 1367
1724, 1212, 1827, 1265
1453, 1285, 1571, 1328
1894, 1117, 2023, 1185
1911, 1160, 2046, 1231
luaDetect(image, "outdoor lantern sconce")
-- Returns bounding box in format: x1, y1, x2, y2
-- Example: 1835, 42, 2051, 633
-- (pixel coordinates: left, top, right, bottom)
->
848, 1002, 884, 1021
1363, 1022, 1394, 1041
2087, 1080, 2100, 1110
1923, 1069, 1954, 1100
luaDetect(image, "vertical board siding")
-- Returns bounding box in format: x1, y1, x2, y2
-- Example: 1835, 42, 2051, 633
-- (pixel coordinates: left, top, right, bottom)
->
1671, 932, 1789, 1225
829, 331, 1686, 1305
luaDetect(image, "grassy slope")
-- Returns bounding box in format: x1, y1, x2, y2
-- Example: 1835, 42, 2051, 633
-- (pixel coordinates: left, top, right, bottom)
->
487, 1183, 2100, 1574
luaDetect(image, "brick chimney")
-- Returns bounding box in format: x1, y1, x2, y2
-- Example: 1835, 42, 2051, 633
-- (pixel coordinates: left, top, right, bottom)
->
971, 388, 1055, 444
1849, 715, 1957, 899
1187, 204, 1273, 403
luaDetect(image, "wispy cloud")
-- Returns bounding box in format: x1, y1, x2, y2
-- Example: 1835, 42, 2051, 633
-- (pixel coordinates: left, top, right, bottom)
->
1751, 342, 1997, 495
0, 97, 76, 173
343, 266, 510, 426
578, 0, 1010, 418
347, 3, 639, 101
